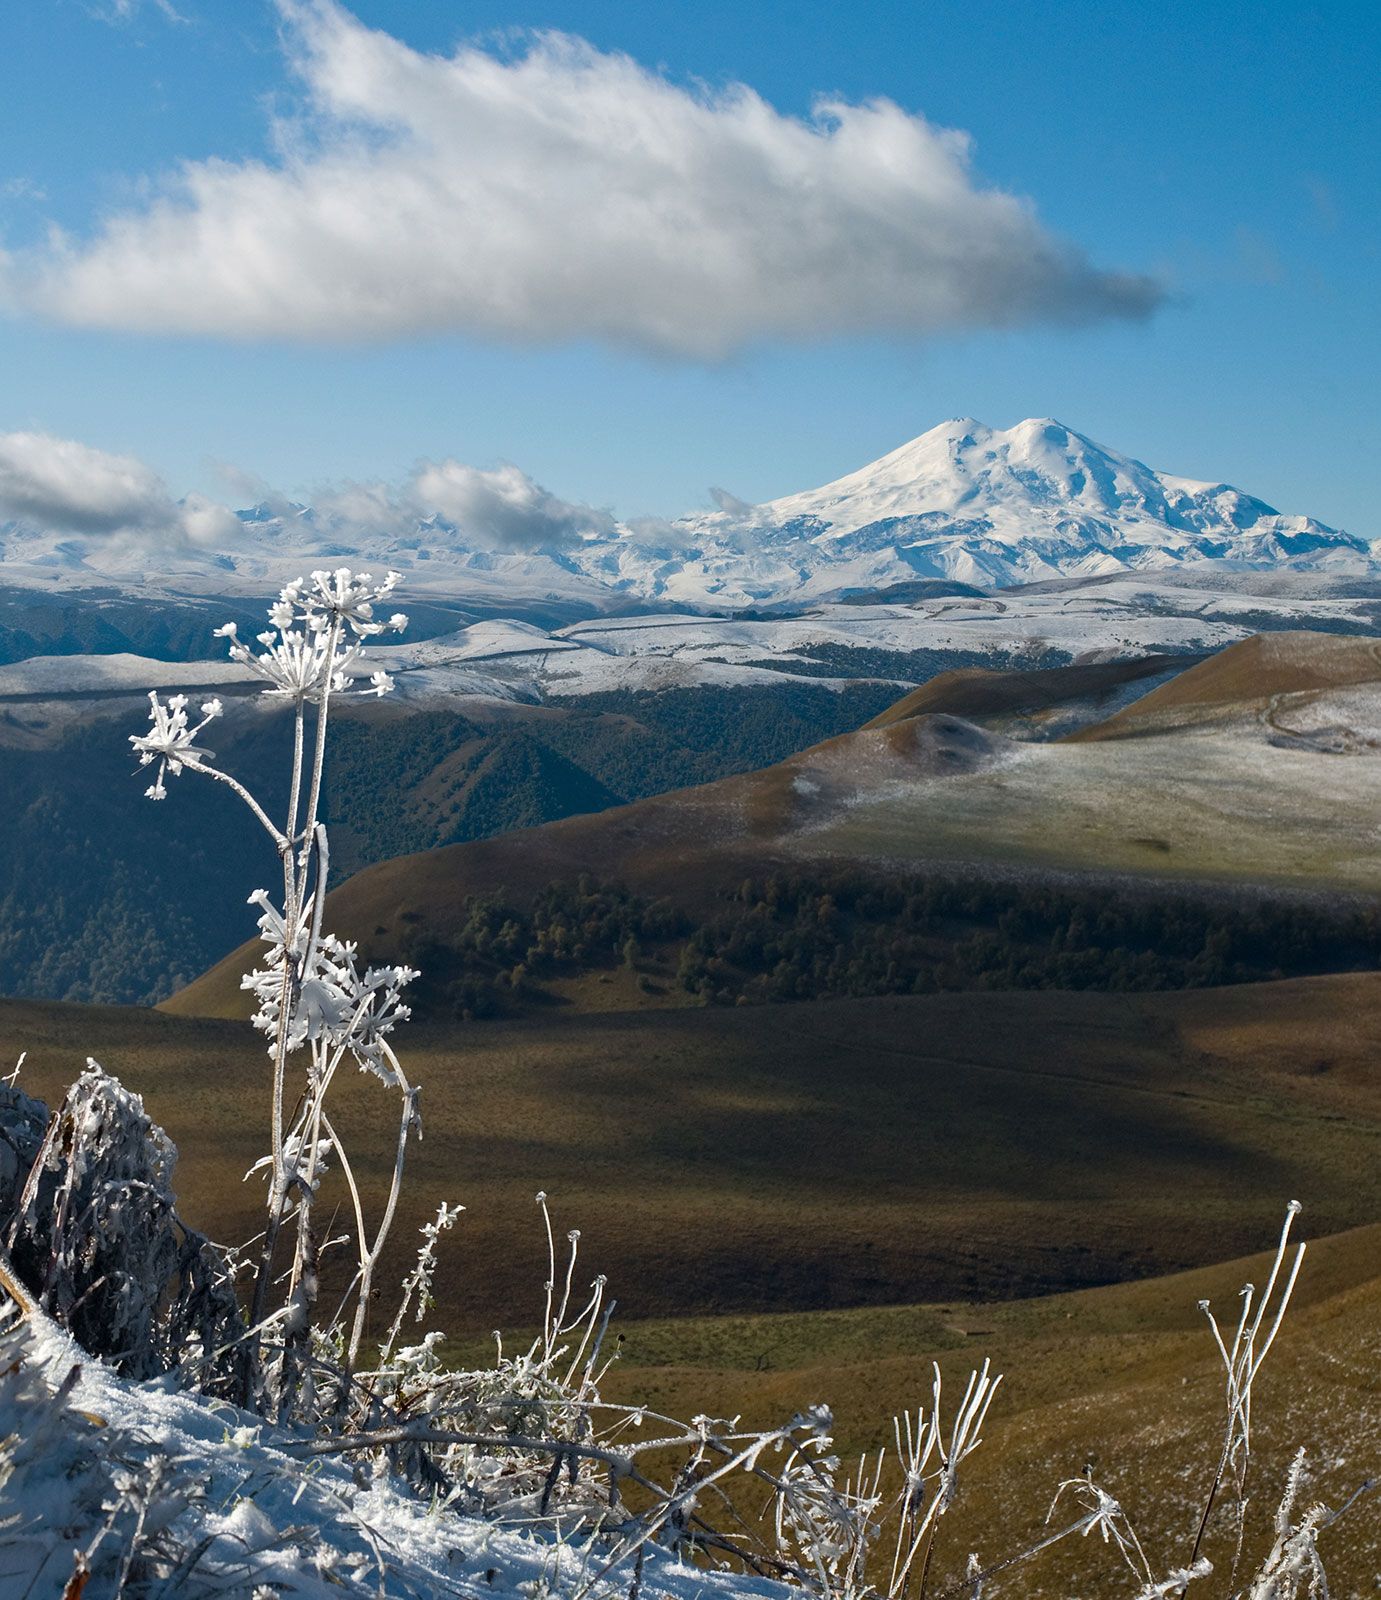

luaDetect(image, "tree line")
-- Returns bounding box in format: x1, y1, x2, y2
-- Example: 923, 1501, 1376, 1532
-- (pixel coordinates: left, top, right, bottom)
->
396, 868, 1381, 1020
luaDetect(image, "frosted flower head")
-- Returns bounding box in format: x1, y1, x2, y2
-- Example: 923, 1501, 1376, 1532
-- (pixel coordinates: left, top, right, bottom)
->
241, 912, 417, 1072
298, 568, 405, 638
129, 691, 221, 799
220, 569, 408, 703
798, 1403, 834, 1438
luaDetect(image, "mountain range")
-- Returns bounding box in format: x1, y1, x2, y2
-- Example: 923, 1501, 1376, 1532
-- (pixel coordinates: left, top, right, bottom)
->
1, 419, 1372, 610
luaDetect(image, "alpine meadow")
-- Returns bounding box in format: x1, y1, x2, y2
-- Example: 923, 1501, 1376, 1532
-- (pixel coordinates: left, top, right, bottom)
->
1, 3, 1378, 1597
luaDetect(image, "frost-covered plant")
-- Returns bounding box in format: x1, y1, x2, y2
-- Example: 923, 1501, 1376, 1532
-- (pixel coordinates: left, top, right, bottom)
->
380, 1198, 465, 1364
1188, 1201, 1306, 1575
762, 1359, 1003, 1600
130, 569, 414, 1407
1240, 1448, 1379, 1600
339, 1196, 621, 1519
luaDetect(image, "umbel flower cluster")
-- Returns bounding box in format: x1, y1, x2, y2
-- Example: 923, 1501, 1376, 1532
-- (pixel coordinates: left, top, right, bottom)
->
130, 569, 419, 1395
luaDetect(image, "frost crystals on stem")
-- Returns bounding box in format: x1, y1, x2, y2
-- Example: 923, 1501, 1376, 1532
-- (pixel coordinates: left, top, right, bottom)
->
129, 570, 411, 1409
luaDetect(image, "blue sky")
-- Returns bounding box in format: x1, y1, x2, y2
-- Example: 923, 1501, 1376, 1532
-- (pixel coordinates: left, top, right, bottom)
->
1, 0, 1377, 532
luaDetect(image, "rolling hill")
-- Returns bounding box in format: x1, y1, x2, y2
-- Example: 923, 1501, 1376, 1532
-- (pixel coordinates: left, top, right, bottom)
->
1072, 627, 1381, 738
861, 649, 1202, 736
169, 629, 1381, 1023
14, 971, 1381, 1337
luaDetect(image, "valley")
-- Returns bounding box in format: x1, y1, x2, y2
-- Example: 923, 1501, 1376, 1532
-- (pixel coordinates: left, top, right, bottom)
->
157, 629, 1381, 1026
7, 964, 1381, 1590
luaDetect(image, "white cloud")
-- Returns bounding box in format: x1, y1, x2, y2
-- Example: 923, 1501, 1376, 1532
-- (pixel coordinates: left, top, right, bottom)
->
1, 178, 47, 202
0, 431, 236, 546
0, 430, 626, 556
86, 0, 187, 24
4, 0, 1162, 355
292, 460, 614, 551
409, 461, 614, 549
177, 490, 242, 546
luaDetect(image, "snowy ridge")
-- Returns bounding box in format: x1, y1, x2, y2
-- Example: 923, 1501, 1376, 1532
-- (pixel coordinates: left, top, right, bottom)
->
0, 419, 1371, 611
615, 418, 1370, 602
3, 572, 1379, 718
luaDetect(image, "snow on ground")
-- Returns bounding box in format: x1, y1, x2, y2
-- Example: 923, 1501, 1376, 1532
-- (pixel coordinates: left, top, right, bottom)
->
1, 1306, 787, 1600
2, 571, 1378, 721
0, 652, 257, 697
779, 703, 1381, 893
367, 576, 1375, 699
553, 596, 1237, 667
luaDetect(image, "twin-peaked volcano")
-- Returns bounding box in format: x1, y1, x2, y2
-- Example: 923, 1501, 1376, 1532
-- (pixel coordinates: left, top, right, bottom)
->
618, 417, 1367, 600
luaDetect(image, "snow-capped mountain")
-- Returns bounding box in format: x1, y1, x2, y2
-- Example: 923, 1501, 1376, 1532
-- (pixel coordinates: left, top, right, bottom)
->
0, 418, 1371, 610
586, 418, 1369, 603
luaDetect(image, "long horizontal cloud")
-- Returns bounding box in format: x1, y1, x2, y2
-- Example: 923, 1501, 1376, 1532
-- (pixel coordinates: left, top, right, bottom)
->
3, 1, 1163, 356
0, 430, 236, 545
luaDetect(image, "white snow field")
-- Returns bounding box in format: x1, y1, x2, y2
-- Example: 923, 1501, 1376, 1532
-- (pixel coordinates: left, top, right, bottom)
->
0, 1305, 787, 1600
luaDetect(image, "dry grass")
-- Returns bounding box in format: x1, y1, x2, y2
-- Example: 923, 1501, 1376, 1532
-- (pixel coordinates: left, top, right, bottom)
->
591, 1226, 1381, 1596
9, 975, 1381, 1341
862, 650, 1201, 730
1073, 629, 1381, 740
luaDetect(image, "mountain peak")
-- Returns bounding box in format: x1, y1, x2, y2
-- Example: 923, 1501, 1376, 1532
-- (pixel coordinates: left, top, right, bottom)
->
1009, 415, 1077, 439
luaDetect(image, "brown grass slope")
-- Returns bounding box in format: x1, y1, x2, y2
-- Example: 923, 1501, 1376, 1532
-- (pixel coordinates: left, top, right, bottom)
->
11, 974, 1381, 1340
1072, 628, 1381, 740
862, 649, 1201, 730
597, 1224, 1381, 1597
167, 630, 1381, 1022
